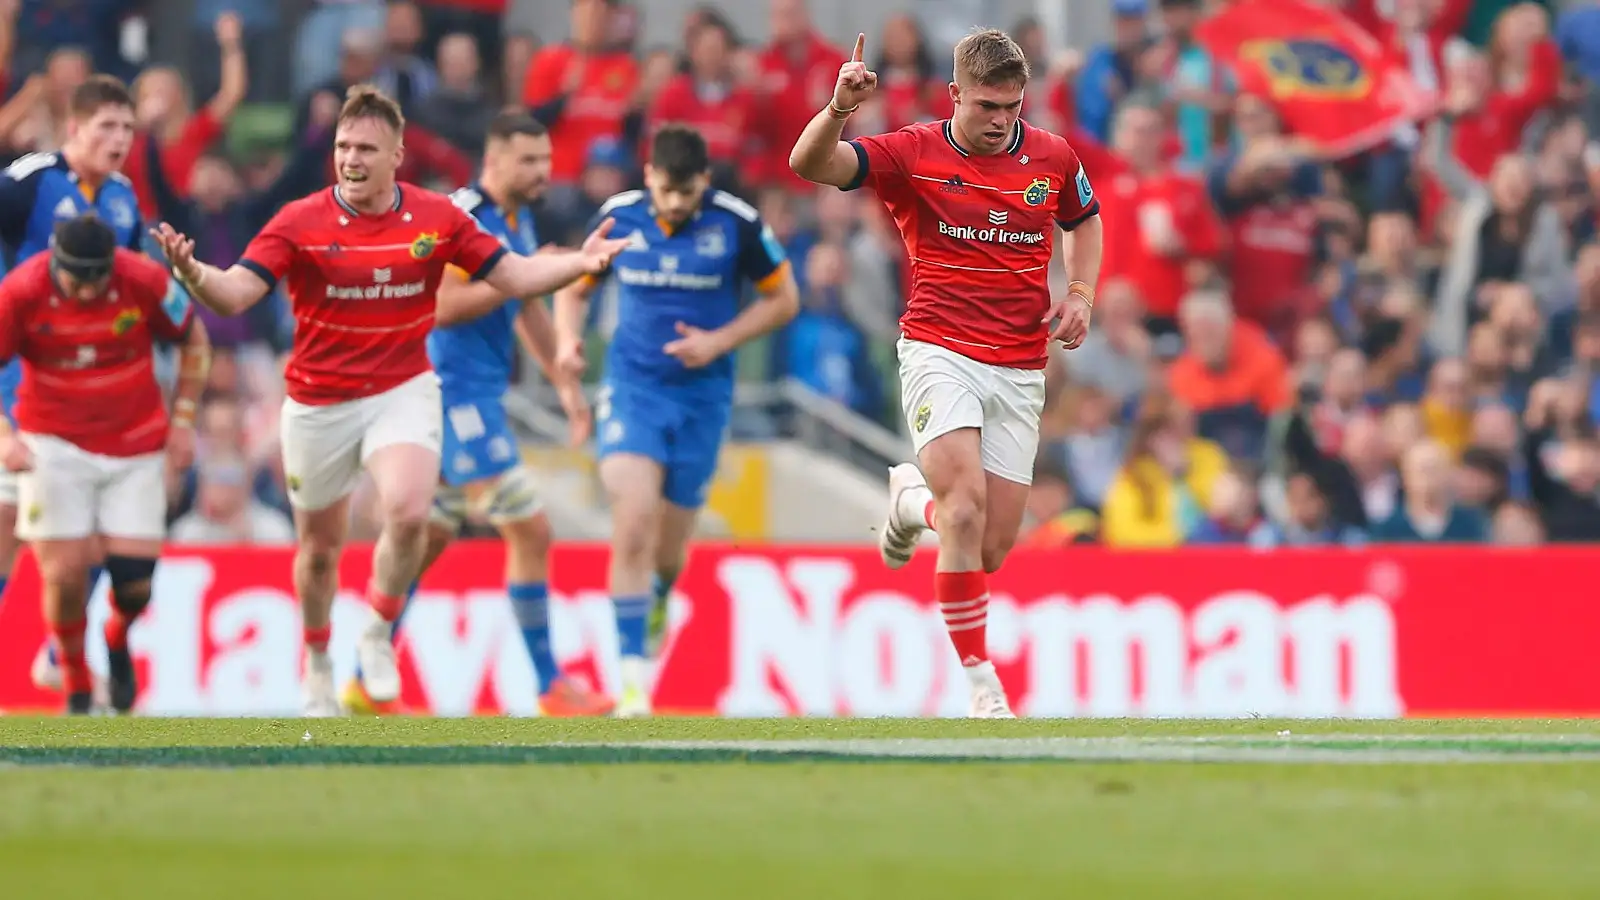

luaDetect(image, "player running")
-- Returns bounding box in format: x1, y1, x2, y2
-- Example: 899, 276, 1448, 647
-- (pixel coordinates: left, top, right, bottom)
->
0, 75, 149, 699
553, 124, 799, 717
340, 111, 612, 717
789, 30, 1103, 717
151, 85, 630, 717
0, 215, 210, 714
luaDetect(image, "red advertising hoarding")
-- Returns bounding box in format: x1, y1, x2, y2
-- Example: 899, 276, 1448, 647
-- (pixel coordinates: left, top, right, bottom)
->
0, 543, 1595, 717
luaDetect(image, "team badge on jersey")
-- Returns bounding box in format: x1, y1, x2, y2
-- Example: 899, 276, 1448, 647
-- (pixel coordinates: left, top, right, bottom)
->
110, 308, 143, 336
914, 403, 932, 433
1075, 165, 1094, 207
1023, 178, 1050, 207
410, 231, 440, 260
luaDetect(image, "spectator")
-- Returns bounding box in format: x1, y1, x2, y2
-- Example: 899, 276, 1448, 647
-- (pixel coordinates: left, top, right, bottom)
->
1471, 402, 1533, 501
1075, 0, 1151, 144
755, 0, 839, 192
1251, 471, 1366, 548
1187, 466, 1261, 544
0, 46, 89, 152
1056, 384, 1125, 510
1456, 445, 1512, 513
860, 13, 939, 134
1522, 377, 1600, 540
1167, 289, 1291, 458
126, 14, 248, 219
1370, 440, 1490, 542
293, 0, 385, 96
1492, 500, 1547, 544
1420, 357, 1474, 455
646, 14, 757, 179
1342, 413, 1402, 526
1158, 0, 1228, 171
1020, 462, 1100, 547
170, 456, 296, 546
520, 0, 639, 193
1054, 278, 1151, 408
774, 243, 883, 421
1099, 104, 1226, 330
412, 32, 495, 156
1101, 394, 1224, 547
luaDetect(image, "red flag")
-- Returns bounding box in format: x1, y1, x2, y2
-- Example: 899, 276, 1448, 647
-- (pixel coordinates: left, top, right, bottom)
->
1195, 0, 1436, 158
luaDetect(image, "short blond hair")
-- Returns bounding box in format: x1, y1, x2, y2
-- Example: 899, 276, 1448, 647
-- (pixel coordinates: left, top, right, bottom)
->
953, 28, 1030, 88
339, 84, 405, 133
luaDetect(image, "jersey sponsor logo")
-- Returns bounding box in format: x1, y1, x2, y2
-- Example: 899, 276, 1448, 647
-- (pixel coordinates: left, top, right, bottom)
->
111, 307, 143, 336
1024, 177, 1051, 207
987, 210, 1009, 225
325, 278, 427, 300
936, 221, 1046, 244
1075, 166, 1094, 207
410, 231, 440, 260
614, 264, 724, 290
374, 267, 392, 283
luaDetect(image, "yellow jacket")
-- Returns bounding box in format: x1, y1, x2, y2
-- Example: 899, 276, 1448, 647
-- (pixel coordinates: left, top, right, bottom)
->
1100, 438, 1226, 548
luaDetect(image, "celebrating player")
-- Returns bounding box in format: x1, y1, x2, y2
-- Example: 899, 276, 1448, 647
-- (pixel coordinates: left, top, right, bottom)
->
0, 215, 210, 714
789, 30, 1103, 717
0, 75, 148, 698
341, 111, 612, 717
150, 85, 631, 717
554, 124, 799, 717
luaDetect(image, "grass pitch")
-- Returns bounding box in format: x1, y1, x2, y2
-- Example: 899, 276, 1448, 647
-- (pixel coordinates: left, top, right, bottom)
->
1, 718, 1598, 899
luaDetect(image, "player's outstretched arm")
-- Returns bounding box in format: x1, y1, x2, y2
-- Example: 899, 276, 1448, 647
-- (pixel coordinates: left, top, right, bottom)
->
150, 223, 272, 316
436, 265, 514, 327
789, 33, 878, 188
551, 276, 596, 381
482, 217, 630, 301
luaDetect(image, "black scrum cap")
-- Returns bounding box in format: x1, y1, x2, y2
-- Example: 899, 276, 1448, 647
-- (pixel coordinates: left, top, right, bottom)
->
51, 213, 118, 283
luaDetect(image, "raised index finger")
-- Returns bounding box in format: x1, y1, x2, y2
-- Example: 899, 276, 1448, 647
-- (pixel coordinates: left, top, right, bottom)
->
852, 33, 865, 63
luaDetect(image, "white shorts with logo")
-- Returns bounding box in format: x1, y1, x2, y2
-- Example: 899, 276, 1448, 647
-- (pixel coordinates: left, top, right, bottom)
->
897, 337, 1046, 486
14, 433, 167, 541
280, 372, 444, 511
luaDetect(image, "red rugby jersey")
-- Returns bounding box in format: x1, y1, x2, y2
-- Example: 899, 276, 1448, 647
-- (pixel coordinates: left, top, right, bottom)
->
239, 184, 508, 405
0, 249, 193, 457
846, 120, 1100, 369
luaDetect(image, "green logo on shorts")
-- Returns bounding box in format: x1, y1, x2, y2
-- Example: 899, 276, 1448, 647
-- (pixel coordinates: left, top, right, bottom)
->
286, 475, 301, 493
914, 404, 931, 433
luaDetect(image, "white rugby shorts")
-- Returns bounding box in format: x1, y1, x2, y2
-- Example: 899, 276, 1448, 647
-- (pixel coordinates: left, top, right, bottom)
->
280, 372, 443, 511
14, 433, 167, 541
896, 336, 1046, 485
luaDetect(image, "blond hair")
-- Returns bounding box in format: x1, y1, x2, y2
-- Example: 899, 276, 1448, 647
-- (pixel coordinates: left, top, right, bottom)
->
952, 28, 1030, 88
339, 84, 405, 133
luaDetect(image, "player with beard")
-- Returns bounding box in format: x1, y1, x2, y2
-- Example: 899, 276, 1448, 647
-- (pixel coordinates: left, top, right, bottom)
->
151, 86, 630, 717
341, 111, 612, 717
790, 31, 1103, 717
0, 76, 149, 704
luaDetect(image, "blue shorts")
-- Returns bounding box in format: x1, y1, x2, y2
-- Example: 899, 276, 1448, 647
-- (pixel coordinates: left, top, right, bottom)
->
596, 381, 729, 509
440, 394, 520, 487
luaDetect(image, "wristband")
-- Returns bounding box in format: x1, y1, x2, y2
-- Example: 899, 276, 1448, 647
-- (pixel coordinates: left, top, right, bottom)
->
1067, 280, 1095, 306
172, 397, 197, 429
827, 101, 858, 121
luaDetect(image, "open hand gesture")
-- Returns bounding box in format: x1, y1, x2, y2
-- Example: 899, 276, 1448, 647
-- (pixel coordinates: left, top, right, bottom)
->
150, 223, 201, 284
833, 34, 879, 112
579, 217, 630, 275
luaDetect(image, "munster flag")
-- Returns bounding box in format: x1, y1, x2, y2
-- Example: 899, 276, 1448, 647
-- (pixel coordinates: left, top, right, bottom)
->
1195, 0, 1435, 158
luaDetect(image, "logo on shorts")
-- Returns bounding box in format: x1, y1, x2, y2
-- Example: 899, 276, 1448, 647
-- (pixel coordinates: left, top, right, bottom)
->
286, 474, 301, 493
410, 232, 440, 260
914, 403, 931, 433
26, 503, 40, 524
110, 308, 143, 336
1023, 177, 1050, 207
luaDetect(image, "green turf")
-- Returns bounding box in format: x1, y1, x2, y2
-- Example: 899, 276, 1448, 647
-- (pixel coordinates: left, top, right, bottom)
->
2, 718, 1599, 898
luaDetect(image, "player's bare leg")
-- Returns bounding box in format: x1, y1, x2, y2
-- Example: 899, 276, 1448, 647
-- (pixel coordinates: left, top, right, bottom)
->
31, 537, 96, 714
647, 503, 697, 659
343, 520, 443, 716
293, 499, 349, 717
600, 453, 665, 717
886, 428, 1014, 718
358, 442, 439, 705
97, 536, 161, 714
501, 508, 612, 717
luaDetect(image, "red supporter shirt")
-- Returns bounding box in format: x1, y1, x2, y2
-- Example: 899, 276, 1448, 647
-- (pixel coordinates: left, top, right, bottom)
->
645, 76, 758, 168
126, 108, 226, 219
238, 184, 508, 405
848, 120, 1100, 369
757, 34, 844, 189
1100, 165, 1225, 318
0, 250, 193, 457
522, 48, 638, 183
1226, 200, 1318, 326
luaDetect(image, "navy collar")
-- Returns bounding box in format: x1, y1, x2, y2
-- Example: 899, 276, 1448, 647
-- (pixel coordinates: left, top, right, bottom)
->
942, 119, 1026, 158
333, 184, 404, 217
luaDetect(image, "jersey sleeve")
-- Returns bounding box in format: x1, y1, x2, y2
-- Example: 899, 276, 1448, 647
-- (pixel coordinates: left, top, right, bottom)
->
1056, 143, 1101, 232
735, 211, 790, 293
0, 154, 47, 249
841, 126, 922, 193
127, 252, 195, 341
445, 202, 509, 281
238, 205, 301, 289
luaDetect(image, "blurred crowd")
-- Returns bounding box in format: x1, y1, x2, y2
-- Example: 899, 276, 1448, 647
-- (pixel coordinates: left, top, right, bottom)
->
5, 0, 1600, 548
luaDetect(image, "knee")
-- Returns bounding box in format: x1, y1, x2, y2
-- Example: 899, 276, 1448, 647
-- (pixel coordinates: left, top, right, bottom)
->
981, 539, 1015, 574
295, 538, 341, 580
380, 490, 433, 533
610, 513, 656, 563
502, 513, 552, 556
936, 491, 986, 545
104, 555, 157, 617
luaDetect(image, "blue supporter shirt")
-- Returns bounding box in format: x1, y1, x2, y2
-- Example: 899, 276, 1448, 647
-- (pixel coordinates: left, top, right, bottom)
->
0, 151, 145, 422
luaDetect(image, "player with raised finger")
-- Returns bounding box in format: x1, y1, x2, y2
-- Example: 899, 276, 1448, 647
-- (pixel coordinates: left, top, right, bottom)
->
788, 29, 1103, 718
